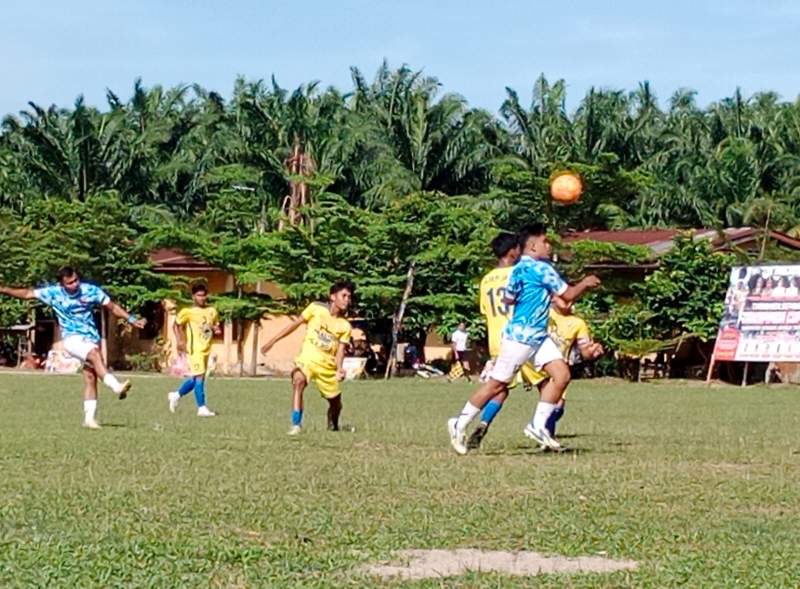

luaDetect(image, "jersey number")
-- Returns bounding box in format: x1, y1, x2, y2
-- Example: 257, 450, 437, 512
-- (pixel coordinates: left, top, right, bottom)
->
486, 287, 510, 317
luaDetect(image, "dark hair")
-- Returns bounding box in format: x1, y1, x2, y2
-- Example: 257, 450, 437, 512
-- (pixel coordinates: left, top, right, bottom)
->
490, 233, 520, 259
330, 280, 355, 296
517, 223, 547, 246
57, 266, 78, 282
191, 282, 209, 295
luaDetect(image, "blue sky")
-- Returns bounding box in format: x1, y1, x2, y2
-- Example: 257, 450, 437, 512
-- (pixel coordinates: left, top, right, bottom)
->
2, 0, 799, 117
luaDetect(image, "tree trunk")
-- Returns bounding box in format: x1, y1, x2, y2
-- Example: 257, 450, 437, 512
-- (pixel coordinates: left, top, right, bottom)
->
384, 261, 416, 380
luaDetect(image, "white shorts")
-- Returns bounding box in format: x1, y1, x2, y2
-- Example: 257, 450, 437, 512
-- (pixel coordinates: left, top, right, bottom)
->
489, 337, 563, 383
62, 336, 99, 363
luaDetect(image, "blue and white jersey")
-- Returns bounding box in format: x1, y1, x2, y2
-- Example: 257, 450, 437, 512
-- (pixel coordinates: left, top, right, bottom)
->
502, 255, 568, 346
34, 283, 110, 343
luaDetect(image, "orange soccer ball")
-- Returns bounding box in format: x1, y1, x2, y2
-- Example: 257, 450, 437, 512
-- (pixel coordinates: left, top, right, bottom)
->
550, 172, 583, 204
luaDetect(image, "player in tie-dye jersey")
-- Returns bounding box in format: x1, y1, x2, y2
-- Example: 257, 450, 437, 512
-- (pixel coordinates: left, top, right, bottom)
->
0, 267, 146, 429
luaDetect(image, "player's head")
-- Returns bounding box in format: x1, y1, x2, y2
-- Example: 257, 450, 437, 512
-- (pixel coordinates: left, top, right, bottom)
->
458, 322, 466, 330
329, 280, 354, 313
191, 282, 209, 307
57, 266, 81, 294
518, 223, 552, 259
490, 232, 521, 262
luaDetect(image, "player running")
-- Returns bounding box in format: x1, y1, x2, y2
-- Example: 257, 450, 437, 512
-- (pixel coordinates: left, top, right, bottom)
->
0, 267, 145, 429
168, 282, 221, 417
468, 299, 604, 449
447, 224, 600, 454
261, 280, 354, 435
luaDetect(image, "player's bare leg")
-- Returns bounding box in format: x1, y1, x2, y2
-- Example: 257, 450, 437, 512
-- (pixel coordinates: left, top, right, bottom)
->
86, 348, 130, 399
289, 369, 307, 435
82, 365, 101, 429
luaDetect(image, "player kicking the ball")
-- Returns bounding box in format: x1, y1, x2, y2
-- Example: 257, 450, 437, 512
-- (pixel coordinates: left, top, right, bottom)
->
447, 224, 600, 454
168, 282, 221, 417
261, 280, 354, 435
0, 267, 145, 429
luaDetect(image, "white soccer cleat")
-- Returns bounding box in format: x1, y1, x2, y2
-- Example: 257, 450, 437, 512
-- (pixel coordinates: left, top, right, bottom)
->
523, 423, 562, 451
117, 380, 132, 400
197, 406, 216, 417
167, 391, 180, 413
447, 417, 468, 455
287, 425, 302, 436
82, 419, 101, 430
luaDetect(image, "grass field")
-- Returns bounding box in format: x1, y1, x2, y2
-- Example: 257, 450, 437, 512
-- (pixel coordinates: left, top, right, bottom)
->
1, 373, 800, 588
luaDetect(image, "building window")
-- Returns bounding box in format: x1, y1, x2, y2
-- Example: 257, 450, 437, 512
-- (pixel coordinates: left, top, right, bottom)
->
138, 301, 164, 340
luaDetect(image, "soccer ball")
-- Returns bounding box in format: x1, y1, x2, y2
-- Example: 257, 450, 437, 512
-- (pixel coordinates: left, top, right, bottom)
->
550, 172, 583, 205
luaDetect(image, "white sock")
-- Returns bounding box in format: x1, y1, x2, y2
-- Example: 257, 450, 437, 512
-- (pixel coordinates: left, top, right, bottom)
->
532, 401, 557, 431
455, 402, 481, 432
102, 373, 122, 394
83, 399, 97, 422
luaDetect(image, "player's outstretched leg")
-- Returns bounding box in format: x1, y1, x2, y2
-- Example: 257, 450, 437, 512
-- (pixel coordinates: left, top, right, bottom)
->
524, 360, 570, 450
289, 369, 307, 435
545, 399, 566, 437
449, 379, 507, 455
82, 366, 100, 429
194, 376, 215, 417
86, 348, 131, 399
326, 395, 342, 431
168, 376, 195, 413
467, 392, 507, 450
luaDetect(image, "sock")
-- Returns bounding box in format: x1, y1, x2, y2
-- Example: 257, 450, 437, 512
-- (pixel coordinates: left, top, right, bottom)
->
83, 399, 97, 422
193, 378, 206, 408
545, 405, 565, 436
102, 373, 122, 393
292, 409, 303, 426
480, 400, 504, 426
455, 402, 481, 432
532, 401, 557, 431
178, 377, 195, 397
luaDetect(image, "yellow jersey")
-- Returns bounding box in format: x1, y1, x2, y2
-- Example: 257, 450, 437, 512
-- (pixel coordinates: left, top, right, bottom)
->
479, 266, 514, 357
528, 310, 592, 383
298, 303, 352, 369
176, 306, 219, 357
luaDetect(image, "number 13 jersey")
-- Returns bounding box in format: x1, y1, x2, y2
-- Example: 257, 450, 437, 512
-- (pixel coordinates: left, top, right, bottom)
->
479, 266, 514, 357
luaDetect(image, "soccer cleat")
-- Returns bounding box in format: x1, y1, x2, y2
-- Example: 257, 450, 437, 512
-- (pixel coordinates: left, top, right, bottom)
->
287, 425, 302, 436
523, 423, 561, 451
467, 422, 489, 450
117, 380, 132, 400
197, 406, 216, 417
82, 419, 101, 430
447, 417, 468, 455
167, 391, 180, 413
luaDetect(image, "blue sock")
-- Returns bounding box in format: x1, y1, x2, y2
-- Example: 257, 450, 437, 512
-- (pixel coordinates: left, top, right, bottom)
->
178, 377, 195, 397
292, 409, 303, 426
546, 406, 565, 436
480, 400, 504, 426
193, 378, 206, 408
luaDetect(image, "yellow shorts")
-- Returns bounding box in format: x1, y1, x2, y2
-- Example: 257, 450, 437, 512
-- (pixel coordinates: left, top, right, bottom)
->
294, 357, 341, 399
188, 353, 209, 376
516, 362, 545, 388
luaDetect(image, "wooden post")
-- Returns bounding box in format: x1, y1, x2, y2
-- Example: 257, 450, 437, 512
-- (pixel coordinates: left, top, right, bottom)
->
384, 261, 416, 380
223, 319, 233, 375
100, 308, 108, 365
741, 362, 749, 387
249, 320, 260, 377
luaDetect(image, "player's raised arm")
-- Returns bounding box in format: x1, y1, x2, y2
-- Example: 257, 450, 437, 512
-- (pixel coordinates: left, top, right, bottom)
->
561, 275, 601, 304
104, 299, 147, 329
261, 315, 306, 355
0, 285, 36, 300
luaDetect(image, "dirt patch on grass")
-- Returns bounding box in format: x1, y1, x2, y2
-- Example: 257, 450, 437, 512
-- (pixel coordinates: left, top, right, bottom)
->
361, 549, 638, 580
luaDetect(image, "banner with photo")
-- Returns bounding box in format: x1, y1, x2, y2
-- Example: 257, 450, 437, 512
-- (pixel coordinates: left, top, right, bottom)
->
712, 265, 800, 362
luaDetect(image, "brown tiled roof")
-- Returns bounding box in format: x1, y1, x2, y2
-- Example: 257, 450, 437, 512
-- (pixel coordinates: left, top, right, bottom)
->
149, 249, 221, 272
563, 228, 800, 255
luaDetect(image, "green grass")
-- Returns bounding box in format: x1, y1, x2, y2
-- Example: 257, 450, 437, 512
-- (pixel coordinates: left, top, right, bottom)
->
1, 374, 800, 588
